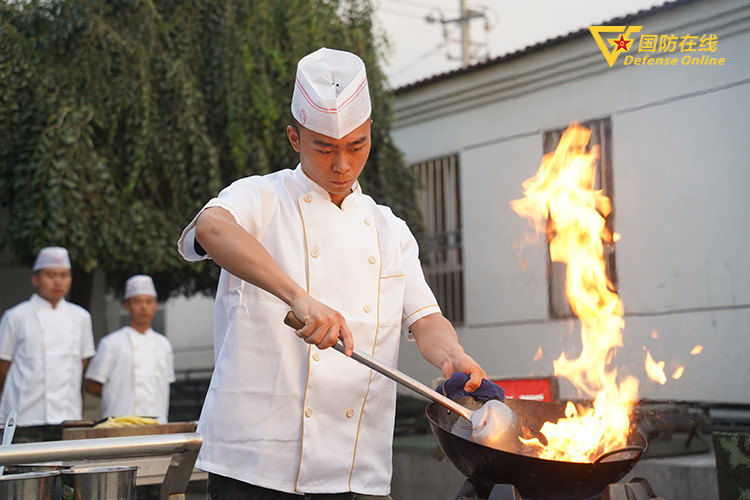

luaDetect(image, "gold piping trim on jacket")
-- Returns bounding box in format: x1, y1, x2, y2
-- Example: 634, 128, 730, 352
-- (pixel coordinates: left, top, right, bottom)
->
346, 213, 382, 488
294, 195, 313, 492
402, 304, 440, 325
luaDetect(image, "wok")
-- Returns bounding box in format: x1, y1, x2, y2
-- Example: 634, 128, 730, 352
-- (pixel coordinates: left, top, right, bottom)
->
427, 397, 646, 500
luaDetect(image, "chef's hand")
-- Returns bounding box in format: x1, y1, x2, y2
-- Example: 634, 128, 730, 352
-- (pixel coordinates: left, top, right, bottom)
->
288, 299, 354, 356
441, 348, 487, 393
410, 313, 487, 392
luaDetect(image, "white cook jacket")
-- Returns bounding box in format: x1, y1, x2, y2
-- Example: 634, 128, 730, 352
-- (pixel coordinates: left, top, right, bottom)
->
0, 294, 95, 426
85, 326, 175, 423
178, 165, 440, 495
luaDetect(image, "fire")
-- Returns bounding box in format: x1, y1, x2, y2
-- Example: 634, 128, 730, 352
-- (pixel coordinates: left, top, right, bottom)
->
534, 345, 543, 361
644, 350, 667, 385
510, 123, 639, 462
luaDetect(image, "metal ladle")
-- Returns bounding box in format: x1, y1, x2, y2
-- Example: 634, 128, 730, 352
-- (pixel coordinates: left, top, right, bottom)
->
284, 312, 522, 453
0, 410, 17, 475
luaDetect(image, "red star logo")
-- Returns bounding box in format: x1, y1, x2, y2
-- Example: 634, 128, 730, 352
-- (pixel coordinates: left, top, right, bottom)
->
613, 34, 632, 51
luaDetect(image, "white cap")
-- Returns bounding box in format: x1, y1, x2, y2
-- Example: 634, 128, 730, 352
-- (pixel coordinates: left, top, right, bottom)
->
291, 47, 371, 139
33, 246, 71, 271
124, 275, 157, 300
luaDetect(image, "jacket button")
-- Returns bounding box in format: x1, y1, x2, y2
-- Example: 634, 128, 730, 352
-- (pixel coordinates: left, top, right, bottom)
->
305, 408, 313, 417
363, 304, 372, 313
304, 194, 313, 202
368, 256, 377, 264
346, 409, 355, 418
312, 352, 321, 361
310, 249, 319, 258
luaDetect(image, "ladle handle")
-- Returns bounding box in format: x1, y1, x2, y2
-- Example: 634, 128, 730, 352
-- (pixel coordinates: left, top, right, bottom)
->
284, 311, 473, 421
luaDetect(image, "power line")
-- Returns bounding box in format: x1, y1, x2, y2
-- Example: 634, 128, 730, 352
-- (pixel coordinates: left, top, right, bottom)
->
381, 0, 459, 15
425, 0, 494, 66
388, 39, 452, 78
378, 6, 429, 20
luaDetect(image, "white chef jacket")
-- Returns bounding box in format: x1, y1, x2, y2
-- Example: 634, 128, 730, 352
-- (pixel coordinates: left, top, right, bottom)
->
178, 165, 440, 495
85, 326, 175, 423
0, 294, 96, 426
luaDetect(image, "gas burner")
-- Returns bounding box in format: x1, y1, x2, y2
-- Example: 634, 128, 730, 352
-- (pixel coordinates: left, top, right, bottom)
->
454, 477, 664, 500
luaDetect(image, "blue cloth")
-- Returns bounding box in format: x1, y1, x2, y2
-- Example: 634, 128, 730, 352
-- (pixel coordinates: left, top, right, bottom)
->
436, 373, 505, 402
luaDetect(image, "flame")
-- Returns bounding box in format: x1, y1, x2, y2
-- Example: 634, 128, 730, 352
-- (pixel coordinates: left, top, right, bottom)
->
510, 124, 639, 462
534, 345, 544, 361
690, 345, 703, 355
672, 366, 685, 379
645, 350, 667, 385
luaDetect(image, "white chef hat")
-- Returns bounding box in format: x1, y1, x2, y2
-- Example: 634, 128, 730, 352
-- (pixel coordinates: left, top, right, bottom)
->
291, 47, 371, 140
33, 246, 71, 271
124, 274, 158, 300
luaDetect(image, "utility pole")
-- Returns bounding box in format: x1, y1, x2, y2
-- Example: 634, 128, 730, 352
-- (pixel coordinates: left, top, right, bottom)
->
460, 0, 471, 66
426, 1, 493, 67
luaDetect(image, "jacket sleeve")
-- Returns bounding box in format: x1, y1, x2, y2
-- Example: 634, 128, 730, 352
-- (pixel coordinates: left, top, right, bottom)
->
177, 175, 280, 262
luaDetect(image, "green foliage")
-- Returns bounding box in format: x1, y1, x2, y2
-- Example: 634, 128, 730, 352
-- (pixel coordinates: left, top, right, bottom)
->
0, 0, 422, 301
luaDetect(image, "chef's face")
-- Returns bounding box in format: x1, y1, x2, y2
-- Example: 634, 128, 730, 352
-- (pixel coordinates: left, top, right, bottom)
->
287, 119, 372, 207
31, 268, 72, 306
125, 295, 158, 329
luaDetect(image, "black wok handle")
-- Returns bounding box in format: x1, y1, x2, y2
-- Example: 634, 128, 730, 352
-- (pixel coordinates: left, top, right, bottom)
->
594, 445, 644, 463
284, 311, 474, 421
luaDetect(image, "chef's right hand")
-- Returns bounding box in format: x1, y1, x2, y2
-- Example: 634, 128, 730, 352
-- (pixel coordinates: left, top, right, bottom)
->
289, 299, 354, 356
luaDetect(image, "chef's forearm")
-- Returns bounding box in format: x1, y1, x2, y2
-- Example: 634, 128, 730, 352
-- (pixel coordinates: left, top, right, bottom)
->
411, 313, 487, 390
0, 360, 9, 392
83, 379, 102, 396
410, 313, 465, 368
195, 207, 307, 306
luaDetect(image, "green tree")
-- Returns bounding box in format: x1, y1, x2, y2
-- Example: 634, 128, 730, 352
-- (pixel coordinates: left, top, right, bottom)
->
0, 0, 422, 307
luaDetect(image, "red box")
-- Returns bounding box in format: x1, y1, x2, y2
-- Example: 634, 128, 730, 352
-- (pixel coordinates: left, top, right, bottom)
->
492, 377, 559, 402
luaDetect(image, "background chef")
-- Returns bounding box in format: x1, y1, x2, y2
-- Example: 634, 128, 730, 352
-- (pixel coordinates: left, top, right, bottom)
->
0, 246, 95, 426
178, 47, 488, 499
84, 274, 175, 423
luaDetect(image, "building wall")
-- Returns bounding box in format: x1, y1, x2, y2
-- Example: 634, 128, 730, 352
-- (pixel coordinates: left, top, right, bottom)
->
163, 294, 215, 373
392, 0, 750, 404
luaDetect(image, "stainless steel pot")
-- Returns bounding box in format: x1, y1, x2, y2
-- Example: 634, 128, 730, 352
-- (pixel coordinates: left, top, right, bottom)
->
0, 470, 59, 500
60, 465, 138, 500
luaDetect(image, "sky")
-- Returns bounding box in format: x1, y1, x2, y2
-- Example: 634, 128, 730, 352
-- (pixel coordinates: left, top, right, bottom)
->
374, 0, 666, 88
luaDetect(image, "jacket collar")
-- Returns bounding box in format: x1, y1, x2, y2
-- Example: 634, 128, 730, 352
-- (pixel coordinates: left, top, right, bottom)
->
31, 293, 66, 310
293, 164, 362, 209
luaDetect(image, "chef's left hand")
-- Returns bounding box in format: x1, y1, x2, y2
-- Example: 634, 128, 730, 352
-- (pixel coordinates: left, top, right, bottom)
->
440, 348, 487, 393
410, 312, 488, 392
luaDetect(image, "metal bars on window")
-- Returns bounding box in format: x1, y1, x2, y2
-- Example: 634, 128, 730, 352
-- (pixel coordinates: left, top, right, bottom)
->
542, 118, 616, 319
413, 154, 464, 325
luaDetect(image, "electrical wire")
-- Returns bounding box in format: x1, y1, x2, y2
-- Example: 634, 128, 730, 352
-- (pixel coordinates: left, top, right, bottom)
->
378, 6, 428, 20
387, 38, 452, 77
380, 0, 459, 14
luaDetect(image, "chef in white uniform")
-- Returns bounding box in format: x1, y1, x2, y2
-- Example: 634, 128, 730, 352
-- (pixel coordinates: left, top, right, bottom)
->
178, 47, 488, 499
0, 246, 96, 426
84, 275, 175, 423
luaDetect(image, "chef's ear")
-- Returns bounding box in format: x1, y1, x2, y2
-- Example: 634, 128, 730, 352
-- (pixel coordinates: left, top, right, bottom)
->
287, 125, 301, 152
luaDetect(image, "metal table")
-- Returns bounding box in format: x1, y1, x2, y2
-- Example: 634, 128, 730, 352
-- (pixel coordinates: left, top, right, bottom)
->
0, 432, 202, 500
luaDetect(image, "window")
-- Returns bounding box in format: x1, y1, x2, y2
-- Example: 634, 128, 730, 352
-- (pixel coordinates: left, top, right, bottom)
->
413, 154, 464, 325
543, 117, 616, 319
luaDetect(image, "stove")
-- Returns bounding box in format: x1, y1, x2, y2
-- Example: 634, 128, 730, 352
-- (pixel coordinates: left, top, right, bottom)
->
454, 477, 664, 500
